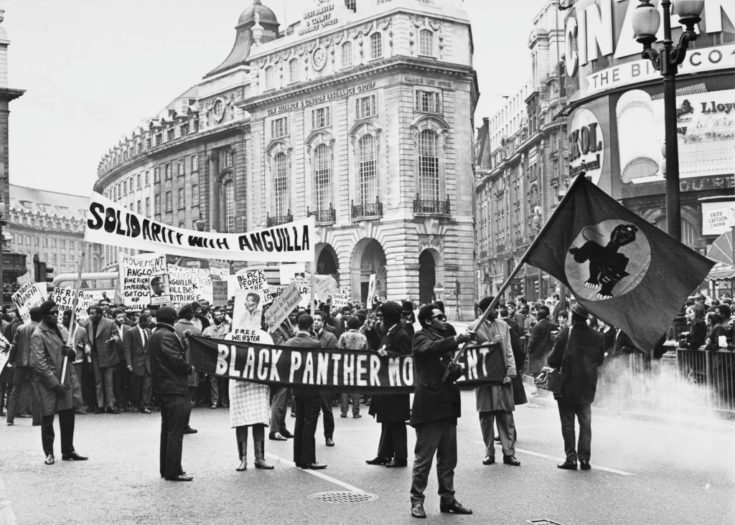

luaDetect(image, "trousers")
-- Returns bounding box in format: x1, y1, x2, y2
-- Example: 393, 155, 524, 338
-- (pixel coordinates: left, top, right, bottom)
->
479, 410, 516, 457
410, 419, 457, 505
320, 393, 334, 439
7, 366, 34, 422
130, 372, 153, 409
340, 392, 360, 416
377, 421, 408, 461
91, 360, 115, 409
41, 408, 75, 457
293, 393, 321, 465
557, 400, 592, 462
269, 387, 290, 434
158, 393, 190, 478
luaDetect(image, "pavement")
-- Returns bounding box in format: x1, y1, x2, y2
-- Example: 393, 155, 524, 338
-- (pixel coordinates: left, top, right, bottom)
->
1, 388, 734, 525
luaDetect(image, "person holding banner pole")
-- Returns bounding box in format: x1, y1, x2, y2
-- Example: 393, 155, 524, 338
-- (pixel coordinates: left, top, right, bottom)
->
31, 300, 87, 465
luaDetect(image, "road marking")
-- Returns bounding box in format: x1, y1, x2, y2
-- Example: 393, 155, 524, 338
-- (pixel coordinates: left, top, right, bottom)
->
0, 471, 18, 525
265, 452, 368, 494
473, 441, 634, 476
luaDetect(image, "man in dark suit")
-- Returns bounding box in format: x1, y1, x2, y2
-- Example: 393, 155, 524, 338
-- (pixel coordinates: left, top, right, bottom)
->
80, 305, 120, 413
313, 311, 337, 447
548, 303, 605, 471
124, 311, 153, 413
6, 307, 42, 425
526, 305, 557, 386
150, 306, 193, 482
366, 301, 412, 468
409, 304, 475, 519
287, 313, 326, 470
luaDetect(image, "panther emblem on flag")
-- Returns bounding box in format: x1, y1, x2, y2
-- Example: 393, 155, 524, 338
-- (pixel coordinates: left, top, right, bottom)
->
565, 220, 651, 302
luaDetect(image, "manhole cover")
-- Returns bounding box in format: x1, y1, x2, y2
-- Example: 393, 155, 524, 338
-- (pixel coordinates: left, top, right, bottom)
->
308, 491, 378, 504
527, 520, 565, 525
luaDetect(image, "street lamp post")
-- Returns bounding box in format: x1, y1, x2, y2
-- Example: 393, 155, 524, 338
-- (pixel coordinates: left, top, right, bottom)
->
631, 0, 705, 242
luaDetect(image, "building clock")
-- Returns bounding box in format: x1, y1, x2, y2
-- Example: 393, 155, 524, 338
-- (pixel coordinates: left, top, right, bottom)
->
312, 46, 327, 71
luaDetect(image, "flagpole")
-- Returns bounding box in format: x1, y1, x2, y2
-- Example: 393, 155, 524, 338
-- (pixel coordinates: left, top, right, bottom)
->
61, 244, 86, 384
310, 253, 316, 317
444, 174, 588, 376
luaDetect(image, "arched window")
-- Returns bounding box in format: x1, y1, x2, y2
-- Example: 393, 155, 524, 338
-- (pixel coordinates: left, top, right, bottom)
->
314, 145, 332, 212
265, 66, 275, 90
341, 41, 353, 68
419, 29, 433, 56
273, 153, 289, 218
370, 32, 382, 59
289, 59, 299, 83
223, 180, 235, 233
358, 135, 377, 206
418, 130, 439, 202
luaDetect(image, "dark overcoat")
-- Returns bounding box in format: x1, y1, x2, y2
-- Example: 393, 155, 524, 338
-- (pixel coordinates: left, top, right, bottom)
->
30, 321, 74, 416
369, 324, 411, 423
80, 317, 120, 368
547, 324, 605, 405
149, 323, 192, 396
410, 327, 460, 426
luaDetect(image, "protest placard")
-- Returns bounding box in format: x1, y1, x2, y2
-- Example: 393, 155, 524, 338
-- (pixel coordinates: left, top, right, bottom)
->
167, 265, 197, 308
235, 268, 268, 290
50, 287, 95, 323
85, 192, 315, 262
193, 268, 213, 304
119, 253, 167, 307
212, 279, 229, 306
12, 282, 48, 323
333, 288, 351, 310
264, 283, 301, 331
232, 288, 265, 331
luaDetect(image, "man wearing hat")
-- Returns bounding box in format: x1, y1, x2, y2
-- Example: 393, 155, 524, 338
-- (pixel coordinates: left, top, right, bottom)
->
30, 300, 88, 465
547, 302, 605, 471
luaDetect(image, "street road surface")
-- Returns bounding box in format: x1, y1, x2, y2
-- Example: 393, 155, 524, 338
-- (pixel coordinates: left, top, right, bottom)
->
1, 389, 733, 524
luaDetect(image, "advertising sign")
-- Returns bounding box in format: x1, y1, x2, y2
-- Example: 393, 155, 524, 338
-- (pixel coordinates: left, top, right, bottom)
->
702, 200, 735, 236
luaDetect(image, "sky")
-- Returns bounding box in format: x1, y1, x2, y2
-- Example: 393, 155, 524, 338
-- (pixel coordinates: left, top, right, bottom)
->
2, 0, 548, 196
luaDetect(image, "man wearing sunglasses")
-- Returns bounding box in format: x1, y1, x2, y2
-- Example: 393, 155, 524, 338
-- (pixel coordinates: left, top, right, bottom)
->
409, 304, 475, 519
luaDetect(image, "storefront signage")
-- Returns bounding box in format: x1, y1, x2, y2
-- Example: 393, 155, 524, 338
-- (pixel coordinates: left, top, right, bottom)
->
568, 109, 604, 184
702, 200, 735, 236
403, 76, 453, 89
266, 81, 376, 116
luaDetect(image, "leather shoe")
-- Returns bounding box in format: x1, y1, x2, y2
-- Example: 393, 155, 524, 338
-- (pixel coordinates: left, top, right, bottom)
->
325, 438, 335, 447
236, 459, 247, 472
94, 408, 105, 414
106, 407, 120, 414
353, 413, 362, 419
301, 463, 327, 470
580, 460, 591, 471
385, 459, 407, 468
503, 455, 521, 466
411, 503, 426, 519
6, 420, 14, 426
365, 456, 389, 465
141, 408, 152, 414
280, 430, 294, 438
482, 455, 495, 465
183, 426, 198, 434
269, 432, 287, 441
165, 474, 193, 482
557, 461, 578, 470
62, 452, 88, 461
440, 500, 473, 515
44, 454, 55, 465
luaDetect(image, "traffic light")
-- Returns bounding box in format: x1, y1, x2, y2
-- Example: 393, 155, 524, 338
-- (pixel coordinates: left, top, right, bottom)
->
33, 254, 54, 285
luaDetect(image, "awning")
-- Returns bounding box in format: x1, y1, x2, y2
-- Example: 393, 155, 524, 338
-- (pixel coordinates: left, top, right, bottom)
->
706, 262, 735, 281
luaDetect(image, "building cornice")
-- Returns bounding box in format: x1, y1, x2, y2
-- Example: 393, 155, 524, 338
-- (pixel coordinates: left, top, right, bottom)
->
0, 87, 25, 102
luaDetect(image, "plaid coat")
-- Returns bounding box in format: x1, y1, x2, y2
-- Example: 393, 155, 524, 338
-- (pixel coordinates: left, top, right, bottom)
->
227, 330, 271, 428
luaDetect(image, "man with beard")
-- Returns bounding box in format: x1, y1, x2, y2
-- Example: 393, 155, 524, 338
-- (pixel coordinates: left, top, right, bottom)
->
80, 305, 120, 413
409, 304, 475, 519
112, 308, 132, 412
150, 306, 193, 481
30, 300, 88, 465
202, 307, 231, 409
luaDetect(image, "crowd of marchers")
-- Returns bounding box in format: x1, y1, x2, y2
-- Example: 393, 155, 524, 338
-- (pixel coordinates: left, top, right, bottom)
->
0, 290, 685, 518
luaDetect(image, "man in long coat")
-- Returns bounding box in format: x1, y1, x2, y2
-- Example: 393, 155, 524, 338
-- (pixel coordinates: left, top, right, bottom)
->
474, 296, 521, 467
366, 301, 412, 468
548, 303, 605, 471
6, 307, 42, 425
409, 304, 475, 519
31, 300, 88, 465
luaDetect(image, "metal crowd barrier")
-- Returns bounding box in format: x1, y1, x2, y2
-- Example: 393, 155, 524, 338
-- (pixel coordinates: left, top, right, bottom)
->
676, 348, 735, 415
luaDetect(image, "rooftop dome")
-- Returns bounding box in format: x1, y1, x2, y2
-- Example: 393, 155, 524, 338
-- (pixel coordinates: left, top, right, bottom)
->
237, 0, 278, 28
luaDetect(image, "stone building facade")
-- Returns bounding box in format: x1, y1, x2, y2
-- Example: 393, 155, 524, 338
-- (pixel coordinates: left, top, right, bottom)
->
474, 3, 567, 301
95, 0, 478, 316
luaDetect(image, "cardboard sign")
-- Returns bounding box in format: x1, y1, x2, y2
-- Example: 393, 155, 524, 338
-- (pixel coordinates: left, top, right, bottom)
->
232, 288, 265, 331
212, 279, 230, 307
235, 269, 268, 291
167, 265, 197, 308
264, 283, 302, 331
50, 287, 95, 323
119, 253, 167, 307
12, 282, 48, 323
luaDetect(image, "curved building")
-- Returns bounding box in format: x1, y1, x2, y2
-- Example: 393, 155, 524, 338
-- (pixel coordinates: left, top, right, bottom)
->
94, 0, 478, 315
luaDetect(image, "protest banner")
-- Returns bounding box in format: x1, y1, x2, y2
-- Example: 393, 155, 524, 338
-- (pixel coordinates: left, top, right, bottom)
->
235, 268, 268, 290
333, 288, 351, 310
119, 253, 167, 307
189, 336, 504, 392
12, 282, 48, 323
87, 289, 117, 304
50, 287, 95, 323
232, 288, 265, 331
212, 279, 229, 307
193, 268, 213, 304
85, 192, 315, 262
264, 283, 301, 331
167, 265, 197, 308
230, 328, 271, 345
